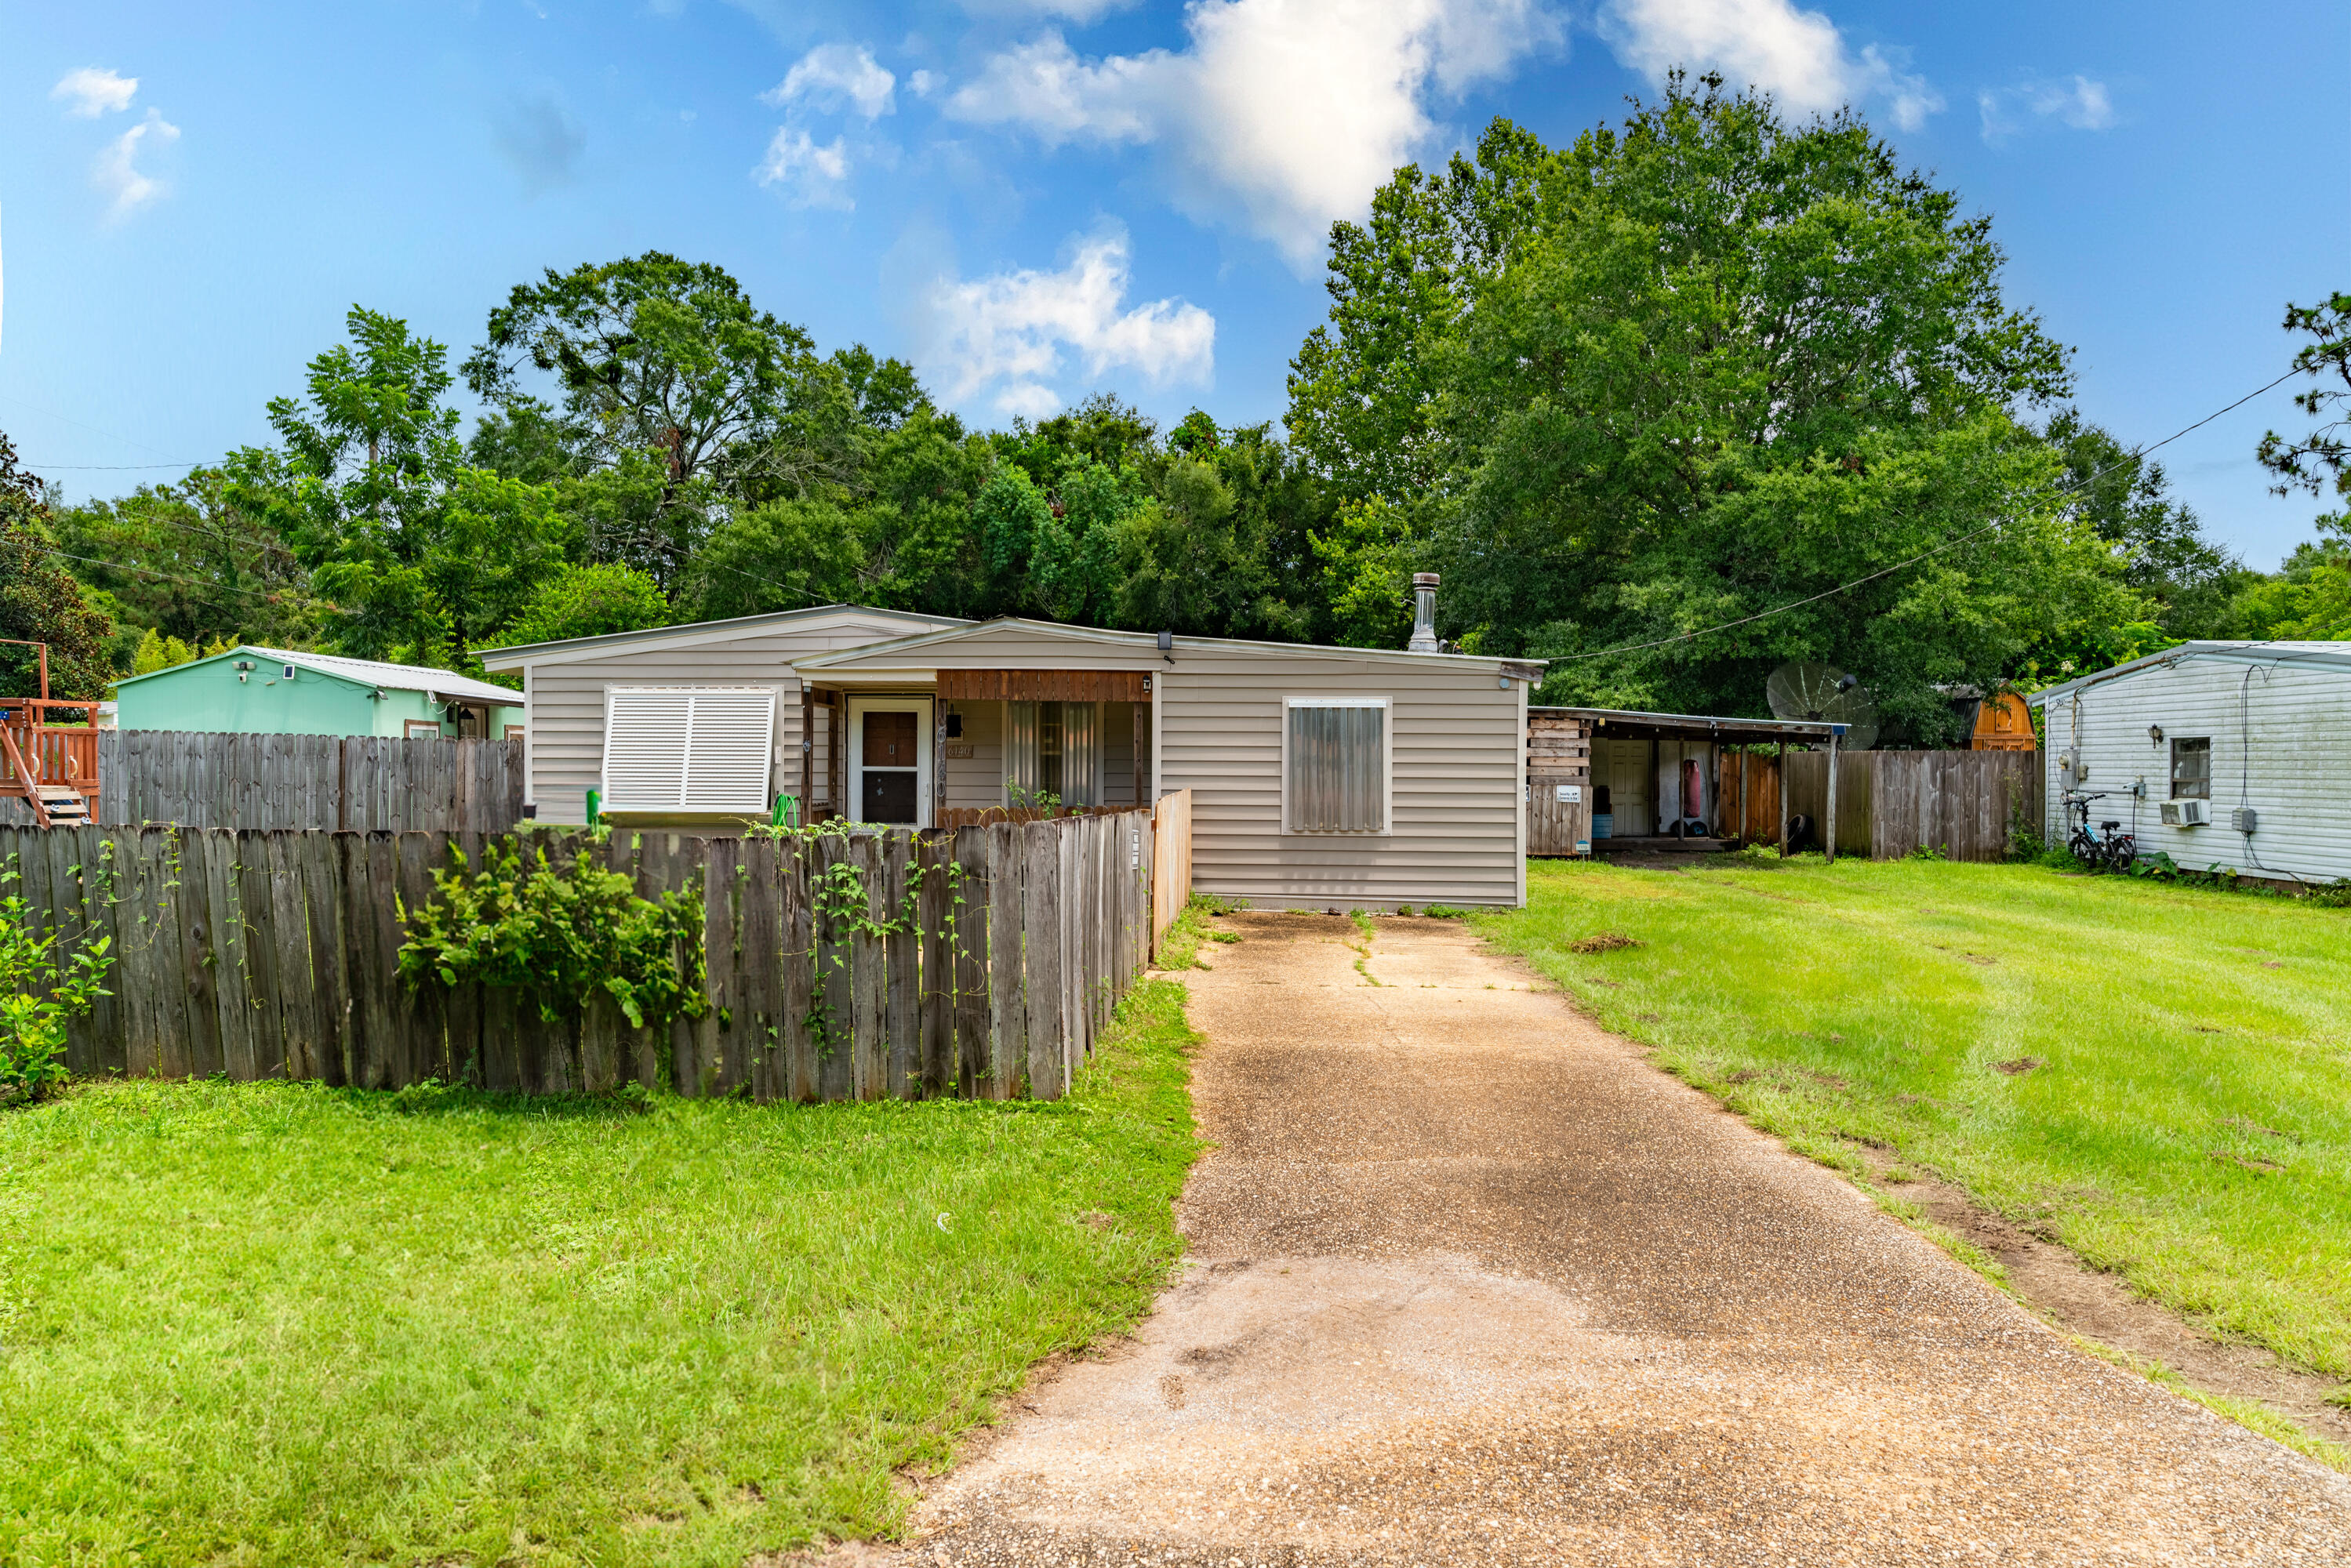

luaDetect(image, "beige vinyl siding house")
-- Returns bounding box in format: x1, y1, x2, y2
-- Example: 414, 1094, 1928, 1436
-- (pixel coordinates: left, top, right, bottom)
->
794, 618, 1535, 909
478, 605, 961, 824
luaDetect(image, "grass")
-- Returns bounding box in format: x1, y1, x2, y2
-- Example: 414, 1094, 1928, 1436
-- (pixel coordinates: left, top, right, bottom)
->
1478, 855, 2351, 1398
0, 982, 1201, 1566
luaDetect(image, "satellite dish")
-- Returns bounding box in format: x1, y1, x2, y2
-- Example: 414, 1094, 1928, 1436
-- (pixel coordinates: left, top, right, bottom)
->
1767, 660, 1879, 751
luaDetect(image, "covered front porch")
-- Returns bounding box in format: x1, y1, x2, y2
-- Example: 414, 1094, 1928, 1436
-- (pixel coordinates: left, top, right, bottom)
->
797, 668, 1156, 829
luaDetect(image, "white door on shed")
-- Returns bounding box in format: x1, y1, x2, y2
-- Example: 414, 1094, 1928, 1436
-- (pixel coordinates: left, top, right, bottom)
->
1603, 739, 1655, 835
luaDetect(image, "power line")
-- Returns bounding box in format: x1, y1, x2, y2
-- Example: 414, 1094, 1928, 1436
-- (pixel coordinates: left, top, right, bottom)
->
19, 540, 298, 605
28, 459, 209, 471
1544, 368, 2306, 666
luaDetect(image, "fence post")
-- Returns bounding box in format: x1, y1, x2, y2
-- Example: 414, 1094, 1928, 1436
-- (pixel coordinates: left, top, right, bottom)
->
1824, 733, 1840, 864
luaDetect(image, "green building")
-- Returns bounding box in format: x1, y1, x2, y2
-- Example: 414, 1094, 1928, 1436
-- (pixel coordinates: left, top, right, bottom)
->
111, 647, 525, 739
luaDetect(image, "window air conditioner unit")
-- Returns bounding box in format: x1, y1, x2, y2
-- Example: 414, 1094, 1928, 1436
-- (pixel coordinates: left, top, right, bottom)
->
2159, 800, 2208, 827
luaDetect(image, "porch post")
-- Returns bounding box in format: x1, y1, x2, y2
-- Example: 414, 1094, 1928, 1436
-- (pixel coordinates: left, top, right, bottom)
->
1132, 700, 1146, 808
1825, 729, 1841, 864
801, 684, 814, 822
1776, 740, 1788, 858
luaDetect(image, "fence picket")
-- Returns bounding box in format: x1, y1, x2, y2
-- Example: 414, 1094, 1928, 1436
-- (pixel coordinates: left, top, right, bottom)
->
884, 833, 918, 1100
16, 815, 1151, 1105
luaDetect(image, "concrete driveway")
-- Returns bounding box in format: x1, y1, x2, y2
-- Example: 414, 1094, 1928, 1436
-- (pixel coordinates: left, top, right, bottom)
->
898, 913, 2350, 1565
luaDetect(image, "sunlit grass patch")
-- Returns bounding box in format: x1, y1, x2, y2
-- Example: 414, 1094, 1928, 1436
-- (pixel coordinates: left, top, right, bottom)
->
1480, 858, 2351, 1389
0, 982, 1201, 1566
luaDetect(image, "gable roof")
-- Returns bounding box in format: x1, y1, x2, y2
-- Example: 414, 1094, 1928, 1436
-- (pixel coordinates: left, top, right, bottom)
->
792, 615, 1537, 676
112, 644, 521, 706
2026, 641, 2351, 706
474, 602, 967, 671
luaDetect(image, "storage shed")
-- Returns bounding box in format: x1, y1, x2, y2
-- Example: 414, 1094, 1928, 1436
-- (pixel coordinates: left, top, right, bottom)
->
2027, 641, 2351, 884
111, 646, 525, 740
1527, 707, 1840, 856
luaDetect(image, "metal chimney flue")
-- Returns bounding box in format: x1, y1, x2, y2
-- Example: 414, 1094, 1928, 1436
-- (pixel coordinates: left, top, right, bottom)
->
1407, 572, 1441, 653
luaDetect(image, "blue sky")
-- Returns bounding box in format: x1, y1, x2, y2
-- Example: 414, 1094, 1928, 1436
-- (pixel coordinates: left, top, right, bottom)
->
2, 1, 2344, 566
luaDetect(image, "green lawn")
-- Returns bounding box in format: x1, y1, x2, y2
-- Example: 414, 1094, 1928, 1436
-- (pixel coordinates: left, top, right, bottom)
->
1479, 857, 2351, 1392
0, 982, 1200, 1568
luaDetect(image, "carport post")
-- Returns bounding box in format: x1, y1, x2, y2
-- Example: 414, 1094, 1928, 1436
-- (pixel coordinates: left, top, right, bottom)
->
1825, 728, 1840, 864
1738, 748, 1750, 848
1776, 741, 1788, 858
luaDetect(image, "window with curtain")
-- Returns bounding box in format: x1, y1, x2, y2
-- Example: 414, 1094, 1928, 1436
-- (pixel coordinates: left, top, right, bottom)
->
1287, 698, 1387, 832
1005, 700, 1098, 806
2170, 736, 2211, 799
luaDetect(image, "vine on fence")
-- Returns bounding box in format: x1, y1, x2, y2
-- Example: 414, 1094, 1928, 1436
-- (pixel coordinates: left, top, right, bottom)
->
747, 818, 974, 1062
2, 857, 113, 1107
397, 840, 707, 1029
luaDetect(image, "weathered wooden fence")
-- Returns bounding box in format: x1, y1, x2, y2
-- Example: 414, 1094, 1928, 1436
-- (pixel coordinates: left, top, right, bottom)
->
17, 731, 526, 832
1150, 788, 1192, 953
1717, 750, 2041, 862
5, 811, 1155, 1102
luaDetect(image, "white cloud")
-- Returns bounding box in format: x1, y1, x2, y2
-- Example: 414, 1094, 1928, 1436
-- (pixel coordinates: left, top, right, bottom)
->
755, 128, 852, 208
96, 109, 178, 217
1597, 0, 1942, 131
765, 43, 896, 119
922, 227, 1215, 417
945, 1, 1559, 270
52, 67, 138, 118
1978, 74, 2114, 143
908, 68, 940, 98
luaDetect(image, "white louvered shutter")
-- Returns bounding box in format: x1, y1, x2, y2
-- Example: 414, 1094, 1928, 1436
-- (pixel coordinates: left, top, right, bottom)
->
603, 690, 692, 811
603, 688, 775, 813
680, 690, 776, 811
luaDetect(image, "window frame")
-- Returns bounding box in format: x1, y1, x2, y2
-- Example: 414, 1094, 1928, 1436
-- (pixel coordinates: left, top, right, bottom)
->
600, 685, 778, 815
2169, 735, 2211, 800
1281, 695, 1393, 837
403, 718, 442, 740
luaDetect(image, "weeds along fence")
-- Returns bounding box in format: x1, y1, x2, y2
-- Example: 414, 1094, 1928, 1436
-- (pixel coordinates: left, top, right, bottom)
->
0, 731, 526, 832
5, 811, 1157, 1102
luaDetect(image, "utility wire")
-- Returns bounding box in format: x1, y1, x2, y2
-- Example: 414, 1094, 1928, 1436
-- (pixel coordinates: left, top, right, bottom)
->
27, 459, 209, 470
20, 540, 298, 605
1544, 368, 2306, 666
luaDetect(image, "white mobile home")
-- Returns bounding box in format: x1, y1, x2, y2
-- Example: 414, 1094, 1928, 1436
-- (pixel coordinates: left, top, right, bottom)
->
2027, 641, 2351, 884
478, 604, 1542, 909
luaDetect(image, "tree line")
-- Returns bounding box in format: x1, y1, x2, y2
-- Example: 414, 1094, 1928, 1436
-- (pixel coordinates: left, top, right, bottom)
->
5, 76, 2343, 745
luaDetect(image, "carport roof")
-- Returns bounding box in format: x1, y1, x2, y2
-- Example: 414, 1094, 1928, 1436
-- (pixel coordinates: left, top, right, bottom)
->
1535, 706, 1841, 744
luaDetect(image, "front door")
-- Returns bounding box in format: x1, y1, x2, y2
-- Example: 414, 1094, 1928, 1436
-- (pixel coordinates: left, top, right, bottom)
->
849, 699, 932, 826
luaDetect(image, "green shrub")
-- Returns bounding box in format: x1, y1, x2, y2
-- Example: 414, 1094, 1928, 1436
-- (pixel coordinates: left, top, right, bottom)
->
1, 858, 111, 1107
397, 840, 706, 1028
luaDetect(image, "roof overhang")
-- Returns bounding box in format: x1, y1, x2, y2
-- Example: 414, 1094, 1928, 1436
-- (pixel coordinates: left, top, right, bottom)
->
2025, 641, 2351, 707
475, 604, 968, 673
1538, 706, 1841, 745
793, 615, 1530, 676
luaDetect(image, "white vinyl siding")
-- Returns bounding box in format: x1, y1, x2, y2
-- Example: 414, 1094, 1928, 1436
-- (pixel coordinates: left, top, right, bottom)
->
2035, 652, 2351, 883
1285, 697, 1390, 833
1162, 653, 1524, 909
503, 609, 953, 824
794, 617, 1530, 908
601, 688, 776, 815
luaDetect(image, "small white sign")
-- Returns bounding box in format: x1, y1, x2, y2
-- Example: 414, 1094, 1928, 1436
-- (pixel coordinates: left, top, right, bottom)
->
1555, 783, 1581, 803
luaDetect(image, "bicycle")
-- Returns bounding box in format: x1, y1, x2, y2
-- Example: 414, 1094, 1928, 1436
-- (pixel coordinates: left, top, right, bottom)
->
2062, 790, 2136, 873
